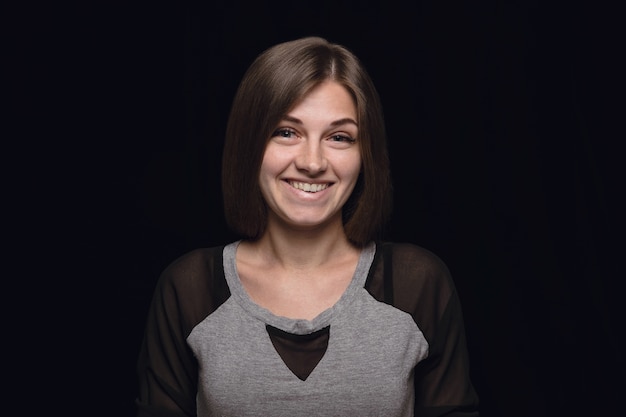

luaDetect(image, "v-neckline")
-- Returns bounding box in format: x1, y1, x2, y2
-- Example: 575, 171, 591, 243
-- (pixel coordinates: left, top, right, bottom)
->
222, 240, 376, 335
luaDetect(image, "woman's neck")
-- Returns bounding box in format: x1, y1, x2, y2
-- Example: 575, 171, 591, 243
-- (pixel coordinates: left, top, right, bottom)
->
244, 218, 357, 272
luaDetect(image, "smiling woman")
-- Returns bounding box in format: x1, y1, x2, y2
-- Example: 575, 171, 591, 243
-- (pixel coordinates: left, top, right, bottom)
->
259, 81, 362, 233
135, 36, 480, 417
221, 37, 392, 247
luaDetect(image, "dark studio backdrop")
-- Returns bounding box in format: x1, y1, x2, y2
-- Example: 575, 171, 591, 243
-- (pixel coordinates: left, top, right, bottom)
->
37, 0, 623, 416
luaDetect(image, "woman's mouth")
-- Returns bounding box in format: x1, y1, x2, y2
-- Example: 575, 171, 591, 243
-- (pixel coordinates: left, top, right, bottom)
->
287, 181, 330, 193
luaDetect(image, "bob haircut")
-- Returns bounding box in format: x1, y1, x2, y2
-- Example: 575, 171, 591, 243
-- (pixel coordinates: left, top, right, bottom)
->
221, 36, 392, 247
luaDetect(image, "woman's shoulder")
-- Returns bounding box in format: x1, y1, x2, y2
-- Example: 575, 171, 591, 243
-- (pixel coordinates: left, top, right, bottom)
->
163, 245, 224, 274
380, 241, 457, 297
156, 244, 228, 293
383, 242, 451, 275
380, 242, 459, 331
153, 244, 233, 322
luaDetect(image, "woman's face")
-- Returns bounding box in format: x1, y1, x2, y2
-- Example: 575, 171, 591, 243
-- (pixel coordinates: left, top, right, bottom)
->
259, 81, 362, 232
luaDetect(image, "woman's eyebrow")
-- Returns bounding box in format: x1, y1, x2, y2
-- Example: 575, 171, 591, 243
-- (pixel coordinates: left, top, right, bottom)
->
330, 118, 358, 127
281, 115, 358, 127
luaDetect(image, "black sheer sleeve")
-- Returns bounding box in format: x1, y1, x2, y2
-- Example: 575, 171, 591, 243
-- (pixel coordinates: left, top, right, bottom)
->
135, 247, 229, 417
370, 242, 480, 416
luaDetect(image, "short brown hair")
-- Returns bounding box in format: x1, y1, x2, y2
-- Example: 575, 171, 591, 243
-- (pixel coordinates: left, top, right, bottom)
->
221, 36, 392, 246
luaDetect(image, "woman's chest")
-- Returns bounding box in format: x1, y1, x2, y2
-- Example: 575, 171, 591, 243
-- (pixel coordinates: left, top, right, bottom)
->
188, 293, 428, 416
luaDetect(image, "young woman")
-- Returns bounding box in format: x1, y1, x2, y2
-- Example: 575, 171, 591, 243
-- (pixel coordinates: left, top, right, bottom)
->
136, 36, 479, 416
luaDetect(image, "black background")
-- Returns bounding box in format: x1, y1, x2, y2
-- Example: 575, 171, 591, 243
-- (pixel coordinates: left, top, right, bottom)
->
20, 0, 623, 416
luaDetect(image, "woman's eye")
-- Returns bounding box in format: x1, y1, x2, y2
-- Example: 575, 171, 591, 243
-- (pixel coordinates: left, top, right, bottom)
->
329, 134, 356, 143
272, 128, 296, 138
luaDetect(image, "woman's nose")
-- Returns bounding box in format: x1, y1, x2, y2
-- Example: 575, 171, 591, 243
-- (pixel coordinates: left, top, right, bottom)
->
296, 140, 328, 173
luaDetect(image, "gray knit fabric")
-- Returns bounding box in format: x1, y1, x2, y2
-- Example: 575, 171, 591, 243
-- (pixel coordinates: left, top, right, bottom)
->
187, 241, 429, 416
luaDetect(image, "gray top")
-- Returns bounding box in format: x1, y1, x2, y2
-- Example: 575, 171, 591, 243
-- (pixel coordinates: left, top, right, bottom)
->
136, 241, 480, 416
187, 241, 428, 416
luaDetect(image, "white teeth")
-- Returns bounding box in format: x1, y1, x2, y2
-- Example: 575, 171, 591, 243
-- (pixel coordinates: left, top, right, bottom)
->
289, 181, 329, 193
